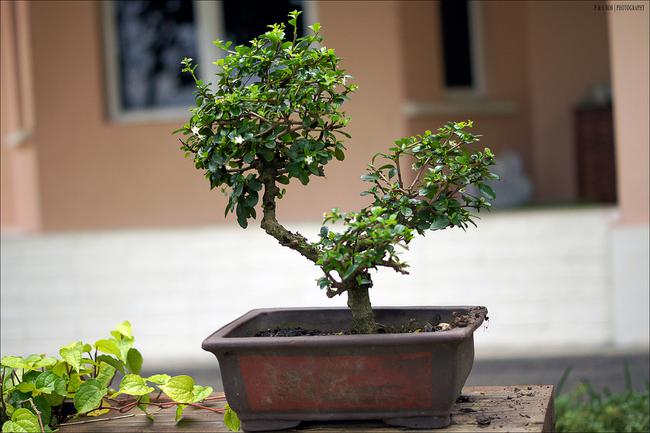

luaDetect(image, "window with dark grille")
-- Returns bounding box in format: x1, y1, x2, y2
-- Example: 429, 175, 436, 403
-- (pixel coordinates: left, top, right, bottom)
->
223, 0, 306, 47
106, 0, 306, 117
440, 0, 474, 89
115, 0, 199, 110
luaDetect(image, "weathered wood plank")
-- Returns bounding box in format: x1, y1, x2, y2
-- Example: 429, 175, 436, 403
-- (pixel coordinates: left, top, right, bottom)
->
58, 385, 554, 432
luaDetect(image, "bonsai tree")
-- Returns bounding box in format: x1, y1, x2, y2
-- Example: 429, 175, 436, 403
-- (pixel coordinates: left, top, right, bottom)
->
177, 12, 497, 335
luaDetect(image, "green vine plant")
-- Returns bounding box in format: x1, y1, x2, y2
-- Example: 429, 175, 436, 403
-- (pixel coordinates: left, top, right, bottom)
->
1, 322, 240, 432
177, 11, 498, 335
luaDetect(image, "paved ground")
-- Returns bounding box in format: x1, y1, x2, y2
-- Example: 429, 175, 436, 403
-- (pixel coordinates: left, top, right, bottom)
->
144, 351, 649, 395
466, 352, 649, 393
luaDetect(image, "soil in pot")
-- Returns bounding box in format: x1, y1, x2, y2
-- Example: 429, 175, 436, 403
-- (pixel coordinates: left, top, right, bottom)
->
254, 308, 486, 337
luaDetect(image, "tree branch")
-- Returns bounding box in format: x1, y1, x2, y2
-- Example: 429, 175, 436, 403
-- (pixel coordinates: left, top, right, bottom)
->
260, 167, 320, 263
376, 260, 410, 275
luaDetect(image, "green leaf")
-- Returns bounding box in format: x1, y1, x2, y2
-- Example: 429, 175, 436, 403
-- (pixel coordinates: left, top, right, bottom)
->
146, 374, 171, 385
51, 361, 68, 378
34, 371, 67, 396
334, 147, 345, 161
2, 408, 41, 433
73, 379, 108, 414
478, 183, 496, 200
32, 357, 57, 369
191, 384, 213, 402
1, 356, 29, 370
160, 375, 195, 404
32, 395, 52, 426
87, 408, 110, 417
137, 394, 151, 415
111, 321, 133, 339
96, 362, 117, 388
310, 22, 321, 33
43, 393, 64, 408
67, 373, 83, 393
224, 404, 241, 432
430, 215, 450, 230
117, 374, 154, 397
96, 355, 125, 374
16, 383, 36, 393
360, 173, 379, 182
175, 404, 187, 422
400, 207, 413, 217
342, 263, 359, 280
94, 340, 121, 359
114, 337, 135, 362
126, 348, 143, 375
235, 204, 248, 229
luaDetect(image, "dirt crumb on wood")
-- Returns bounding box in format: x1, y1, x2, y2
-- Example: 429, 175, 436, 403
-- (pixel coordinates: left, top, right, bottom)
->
476, 415, 492, 426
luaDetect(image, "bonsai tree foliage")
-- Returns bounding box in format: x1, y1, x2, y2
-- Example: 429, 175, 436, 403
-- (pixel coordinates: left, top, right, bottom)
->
177, 12, 497, 335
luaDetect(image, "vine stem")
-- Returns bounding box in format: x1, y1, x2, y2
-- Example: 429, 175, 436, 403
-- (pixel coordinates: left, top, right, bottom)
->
59, 414, 136, 426
27, 398, 45, 433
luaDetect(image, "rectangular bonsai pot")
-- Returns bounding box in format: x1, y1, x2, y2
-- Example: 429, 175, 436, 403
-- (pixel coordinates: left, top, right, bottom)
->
202, 306, 487, 432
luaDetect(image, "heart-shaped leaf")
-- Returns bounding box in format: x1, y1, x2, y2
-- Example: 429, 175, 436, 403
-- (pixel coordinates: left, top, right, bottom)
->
160, 375, 195, 404
117, 374, 154, 397
73, 379, 107, 414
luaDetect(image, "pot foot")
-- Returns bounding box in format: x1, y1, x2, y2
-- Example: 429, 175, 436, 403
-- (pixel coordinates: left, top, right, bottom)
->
241, 419, 300, 432
383, 414, 451, 429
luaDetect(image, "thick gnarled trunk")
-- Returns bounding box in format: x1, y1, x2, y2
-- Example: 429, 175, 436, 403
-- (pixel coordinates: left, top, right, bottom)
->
346, 284, 376, 334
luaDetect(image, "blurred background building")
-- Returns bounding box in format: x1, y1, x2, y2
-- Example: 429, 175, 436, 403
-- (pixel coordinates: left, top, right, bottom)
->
1, 1, 648, 389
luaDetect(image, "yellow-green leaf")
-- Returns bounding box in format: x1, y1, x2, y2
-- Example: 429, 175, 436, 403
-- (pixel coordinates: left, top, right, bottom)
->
87, 408, 110, 417
96, 362, 117, 388
191, 384, 213, 403
146, 374, 171, 385
224, 404, 241, 432
59, 341, 84, 373
160, 375, 195, 404
94, 339, 121, 359
175, 404, 187, 422
2, 356, 29, 370
111, 321, 133, 339
117, 374, 154, 396
2, 408, 41, 433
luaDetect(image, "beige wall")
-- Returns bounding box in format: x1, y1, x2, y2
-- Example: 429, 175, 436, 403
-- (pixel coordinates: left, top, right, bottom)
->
9, 1, 406, 231
525, 1, 611, 203
1, 1, 17, 228
608, 4, 649, 225
1, 1, 40, 232
400, 1, 533, 173
0, 1, 628, 232
279, 1, 407, 220
398, 1, 611, 206
30, 1, 218, 231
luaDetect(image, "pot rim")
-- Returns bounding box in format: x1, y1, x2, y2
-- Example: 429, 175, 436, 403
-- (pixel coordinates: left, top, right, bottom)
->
202, 306, 487, 351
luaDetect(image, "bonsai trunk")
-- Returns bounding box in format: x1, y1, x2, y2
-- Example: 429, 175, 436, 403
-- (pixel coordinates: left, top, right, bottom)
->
347, 283, 377, 334
260, 167, 377, 334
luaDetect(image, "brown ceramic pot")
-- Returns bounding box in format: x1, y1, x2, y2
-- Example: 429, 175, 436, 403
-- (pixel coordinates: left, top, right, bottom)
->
202, 306, 487, 432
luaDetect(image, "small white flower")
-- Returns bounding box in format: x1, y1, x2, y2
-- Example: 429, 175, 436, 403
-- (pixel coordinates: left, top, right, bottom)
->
191, 125, 201, 136
342, 76, 347, 86
233, 136, 244, 145
305, 156, 314, 165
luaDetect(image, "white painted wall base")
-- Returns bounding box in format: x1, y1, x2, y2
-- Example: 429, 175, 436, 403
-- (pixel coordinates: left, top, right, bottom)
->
1, 207, 647, 369
610, 225, 650, 347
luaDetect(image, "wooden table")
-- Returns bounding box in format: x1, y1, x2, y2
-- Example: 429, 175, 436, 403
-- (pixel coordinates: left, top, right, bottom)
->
59, 385, 554, 432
